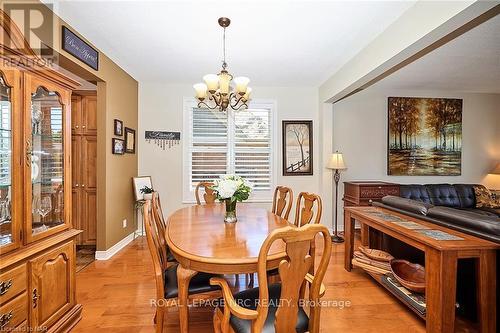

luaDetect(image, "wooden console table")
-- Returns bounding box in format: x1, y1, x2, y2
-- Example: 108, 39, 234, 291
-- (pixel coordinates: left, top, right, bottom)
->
344, 206, 498, 333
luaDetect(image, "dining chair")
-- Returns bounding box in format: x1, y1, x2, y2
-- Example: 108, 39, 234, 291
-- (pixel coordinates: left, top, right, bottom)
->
151, 192, 177, 265
143, 200, 220, 333
294, 192, 323, 276
195, 181, 217, 205
211, 223, 332, 333
294, 192, 322, 227
271, 186, 293, 220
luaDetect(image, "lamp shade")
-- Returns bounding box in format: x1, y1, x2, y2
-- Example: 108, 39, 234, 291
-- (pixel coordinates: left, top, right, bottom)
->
326, 152, 347, 170
491, 162, 500, 175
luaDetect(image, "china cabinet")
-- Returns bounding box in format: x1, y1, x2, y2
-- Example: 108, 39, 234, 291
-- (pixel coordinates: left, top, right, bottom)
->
0, 10, 82, 333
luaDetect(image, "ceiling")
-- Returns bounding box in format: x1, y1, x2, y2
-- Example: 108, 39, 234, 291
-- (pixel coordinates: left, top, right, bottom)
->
375, 13, 500, 93
44, 0, 415, 86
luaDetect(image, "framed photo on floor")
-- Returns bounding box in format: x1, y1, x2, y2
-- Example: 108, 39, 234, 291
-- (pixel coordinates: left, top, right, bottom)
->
125, 127, 136, 153
282, 120, 313, 176
112, 138, 125, 155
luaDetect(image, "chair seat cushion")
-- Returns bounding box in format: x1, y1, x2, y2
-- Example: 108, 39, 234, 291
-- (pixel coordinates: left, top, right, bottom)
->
228, 283, 309, 333
164, 264, 219, 299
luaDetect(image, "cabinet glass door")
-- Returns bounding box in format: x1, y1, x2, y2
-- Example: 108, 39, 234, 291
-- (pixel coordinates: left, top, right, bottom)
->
30, 87, 65, 236
0, 74, 13, 247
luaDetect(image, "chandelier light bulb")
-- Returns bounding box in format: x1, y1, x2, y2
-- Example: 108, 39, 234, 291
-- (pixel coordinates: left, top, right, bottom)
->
203, 74, 219, 92
193, 83, 208, 100
234, 77, 250, 94
243, 87, 252, 101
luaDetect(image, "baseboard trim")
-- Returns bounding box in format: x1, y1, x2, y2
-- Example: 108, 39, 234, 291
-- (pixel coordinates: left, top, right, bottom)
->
95, 233, 134, 260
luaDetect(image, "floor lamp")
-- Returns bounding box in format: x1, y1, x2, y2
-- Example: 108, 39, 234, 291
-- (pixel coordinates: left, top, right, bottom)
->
327, 151, 347, 243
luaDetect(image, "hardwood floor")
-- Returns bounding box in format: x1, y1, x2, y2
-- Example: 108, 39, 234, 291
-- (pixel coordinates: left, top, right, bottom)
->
72, 237, 426, 332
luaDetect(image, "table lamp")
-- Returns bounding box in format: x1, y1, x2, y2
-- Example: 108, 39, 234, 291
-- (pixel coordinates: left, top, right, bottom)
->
491, 162, 500, 175
326, 151, 347, 243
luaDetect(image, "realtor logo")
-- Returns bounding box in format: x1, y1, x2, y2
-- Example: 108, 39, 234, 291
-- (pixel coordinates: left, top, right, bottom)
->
2, 1, 54, 57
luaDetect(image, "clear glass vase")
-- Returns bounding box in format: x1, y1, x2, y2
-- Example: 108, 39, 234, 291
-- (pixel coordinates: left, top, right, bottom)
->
224, 199, 237, 223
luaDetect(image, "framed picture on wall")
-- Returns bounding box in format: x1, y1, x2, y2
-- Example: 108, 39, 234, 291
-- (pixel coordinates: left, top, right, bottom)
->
132, 176, 153, 201
112, 138, 125, 155
387, 97, 462, 175
282, 120, 313, 176
125, 127, 136, 153
114, 119, 123, 136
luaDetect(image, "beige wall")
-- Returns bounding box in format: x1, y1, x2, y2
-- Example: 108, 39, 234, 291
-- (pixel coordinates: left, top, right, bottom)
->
4, 3, 139, 250
332, 86, 500, 227
138, 83, 330, 226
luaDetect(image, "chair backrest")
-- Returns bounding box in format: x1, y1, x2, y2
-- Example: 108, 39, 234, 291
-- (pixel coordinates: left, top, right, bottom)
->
151, 192, 169, 261
143, 200, 166, 300
271, 186, 293, 220
195, 181, 217, 205
255, 224, 332, 333
294, 192, 322, 227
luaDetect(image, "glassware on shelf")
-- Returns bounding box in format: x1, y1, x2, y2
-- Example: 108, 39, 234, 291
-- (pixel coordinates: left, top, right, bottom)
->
31, 104, 43, 135
38, 196, 52, 219
0, 199, 11, 224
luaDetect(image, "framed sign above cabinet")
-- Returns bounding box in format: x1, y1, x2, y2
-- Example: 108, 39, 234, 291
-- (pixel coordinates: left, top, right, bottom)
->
62, 26, 99, 70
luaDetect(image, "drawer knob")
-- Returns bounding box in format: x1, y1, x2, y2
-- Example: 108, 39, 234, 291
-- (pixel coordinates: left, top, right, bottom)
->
0, 279, 12, 296
32, 288, 40, 308
0, 310, 13, 329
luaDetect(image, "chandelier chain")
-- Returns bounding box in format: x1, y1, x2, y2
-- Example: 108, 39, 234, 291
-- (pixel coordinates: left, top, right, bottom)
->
222, 26, 227, 70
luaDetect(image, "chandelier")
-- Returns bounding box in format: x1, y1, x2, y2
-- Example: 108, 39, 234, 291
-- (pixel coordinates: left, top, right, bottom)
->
193, 17, 252, 112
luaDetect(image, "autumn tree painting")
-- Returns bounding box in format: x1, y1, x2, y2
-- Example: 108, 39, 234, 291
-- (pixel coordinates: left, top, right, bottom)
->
388, 97, 462, 175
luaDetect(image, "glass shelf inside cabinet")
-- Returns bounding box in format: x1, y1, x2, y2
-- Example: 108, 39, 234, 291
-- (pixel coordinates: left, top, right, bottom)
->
0, 75, 13, 246
31, 87, 65, 236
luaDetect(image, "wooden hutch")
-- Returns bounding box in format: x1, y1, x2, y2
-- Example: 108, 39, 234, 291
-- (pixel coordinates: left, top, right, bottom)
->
0, 10, 82, 332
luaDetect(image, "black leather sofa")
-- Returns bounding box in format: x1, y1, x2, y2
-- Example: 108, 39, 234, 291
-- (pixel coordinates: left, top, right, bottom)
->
375, 183, 500, 243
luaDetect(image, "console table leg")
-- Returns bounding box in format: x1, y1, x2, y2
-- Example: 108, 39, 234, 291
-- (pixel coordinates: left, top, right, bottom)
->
344, 213, 355, 271
477, 250, 496, 333
425, 249, 457, 333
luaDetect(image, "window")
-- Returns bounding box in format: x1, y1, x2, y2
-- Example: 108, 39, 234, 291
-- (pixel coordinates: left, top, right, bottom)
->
183, 100, 275, 202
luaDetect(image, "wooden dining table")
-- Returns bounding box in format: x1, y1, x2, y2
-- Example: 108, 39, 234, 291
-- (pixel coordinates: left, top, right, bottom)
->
166, 203, 292, 333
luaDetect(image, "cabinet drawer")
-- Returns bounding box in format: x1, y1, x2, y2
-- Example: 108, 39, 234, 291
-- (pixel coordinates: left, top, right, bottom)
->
0, 292, 27, 331
0, 264, 27, 305
359, 186, 399, 199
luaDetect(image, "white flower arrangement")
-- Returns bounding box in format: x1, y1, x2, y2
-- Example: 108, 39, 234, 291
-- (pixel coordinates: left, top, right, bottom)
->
211, 175, 253, 202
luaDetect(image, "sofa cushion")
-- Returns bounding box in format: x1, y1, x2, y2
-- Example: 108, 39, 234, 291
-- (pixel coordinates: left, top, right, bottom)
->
476, 207, 500, 218
427, 206, 500, 237
399, 185, 432, 204
453, 184, 477, 208
474, 185, 500, 209
460, 208, 499, 218
426, 184, 461, 207
382, 196, 433, 215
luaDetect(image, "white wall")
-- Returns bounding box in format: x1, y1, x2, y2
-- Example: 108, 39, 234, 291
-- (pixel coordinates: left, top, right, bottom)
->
139, 83, 327, 225
333, 87, 500, 227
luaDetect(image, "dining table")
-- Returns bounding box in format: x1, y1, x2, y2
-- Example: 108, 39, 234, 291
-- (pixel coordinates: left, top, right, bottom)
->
165, 203, 292, 333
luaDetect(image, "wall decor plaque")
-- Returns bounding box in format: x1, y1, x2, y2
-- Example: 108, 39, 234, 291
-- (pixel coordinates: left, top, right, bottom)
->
145, 131, 181, 150
62, 26, 99, 70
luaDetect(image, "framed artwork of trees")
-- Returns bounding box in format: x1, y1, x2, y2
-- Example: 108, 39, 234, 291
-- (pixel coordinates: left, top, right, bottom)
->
282, 120, 313, 176
388, 97, 462, 176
